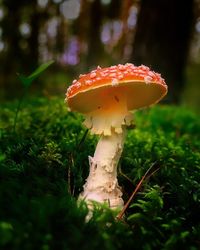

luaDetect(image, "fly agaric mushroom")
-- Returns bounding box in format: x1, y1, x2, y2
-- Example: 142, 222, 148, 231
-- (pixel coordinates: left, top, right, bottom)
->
65, 63, 167, 209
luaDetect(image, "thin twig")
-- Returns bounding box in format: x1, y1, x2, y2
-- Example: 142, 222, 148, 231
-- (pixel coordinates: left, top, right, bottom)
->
68, 152, 75, 195
118, 164, 134, 186
67, 154, 72, 194
77, 129, 89, 150
145, 166, 160, 182
116, 162, 158, 220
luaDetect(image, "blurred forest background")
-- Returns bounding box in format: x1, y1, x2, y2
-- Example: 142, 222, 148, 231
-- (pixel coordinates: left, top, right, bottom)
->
0, 0, 199, 110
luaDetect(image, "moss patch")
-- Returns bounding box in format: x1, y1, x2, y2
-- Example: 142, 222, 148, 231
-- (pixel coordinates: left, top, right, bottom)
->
0, 97, 200, 249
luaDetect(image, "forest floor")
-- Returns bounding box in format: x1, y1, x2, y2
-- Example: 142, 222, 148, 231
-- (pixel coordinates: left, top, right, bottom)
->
0, 97, 200, 249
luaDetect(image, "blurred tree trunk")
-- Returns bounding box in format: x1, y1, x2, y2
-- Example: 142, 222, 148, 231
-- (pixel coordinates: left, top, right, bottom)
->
86, 0, 104, 69
2, 0, 40, 72
107, 0, 121, 19
0, 0, 46, 99
74, 0, 91, 71
56, 18, 67, 55
27, 0, 40, 70
117, 0, 135, 60
131, 0, 194, 103
0, 1, 23, 99
1, 2, 21, 72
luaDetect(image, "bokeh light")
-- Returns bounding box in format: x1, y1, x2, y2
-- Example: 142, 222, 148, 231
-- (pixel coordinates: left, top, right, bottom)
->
60, 0, 81, 20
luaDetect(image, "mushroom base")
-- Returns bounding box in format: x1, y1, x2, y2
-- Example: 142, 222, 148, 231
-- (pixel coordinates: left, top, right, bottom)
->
79, 128, 126, 209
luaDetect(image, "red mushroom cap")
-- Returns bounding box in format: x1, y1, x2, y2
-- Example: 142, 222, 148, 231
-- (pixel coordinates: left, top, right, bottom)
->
65, 63, 167, 114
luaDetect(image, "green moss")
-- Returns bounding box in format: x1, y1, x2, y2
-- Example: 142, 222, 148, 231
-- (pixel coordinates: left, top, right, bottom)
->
0, 97, 200, 249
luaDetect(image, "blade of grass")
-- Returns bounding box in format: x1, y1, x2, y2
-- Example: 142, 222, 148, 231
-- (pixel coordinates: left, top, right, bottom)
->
17, 60, 54, 87
26, 60, 54, 85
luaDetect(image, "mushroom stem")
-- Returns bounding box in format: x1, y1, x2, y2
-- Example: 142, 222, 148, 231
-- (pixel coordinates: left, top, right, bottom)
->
79, 127, 126, 209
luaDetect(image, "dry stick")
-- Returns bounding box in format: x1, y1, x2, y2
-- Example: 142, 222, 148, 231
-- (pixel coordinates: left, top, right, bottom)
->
70, 153, 76, 196
145, 167, 160, 182
116, 162, 159, 220
77, 129, 89, 150
118, 164, 135, 186
67, 153, 74, 195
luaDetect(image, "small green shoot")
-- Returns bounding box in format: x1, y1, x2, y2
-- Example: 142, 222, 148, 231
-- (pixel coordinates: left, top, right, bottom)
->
13, 60, 54, 132
18, 60, 54, 87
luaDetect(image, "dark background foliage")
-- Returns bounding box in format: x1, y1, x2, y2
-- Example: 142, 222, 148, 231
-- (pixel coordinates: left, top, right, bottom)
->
0, 0, 200, 109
